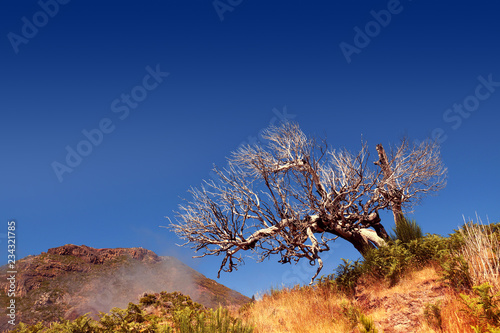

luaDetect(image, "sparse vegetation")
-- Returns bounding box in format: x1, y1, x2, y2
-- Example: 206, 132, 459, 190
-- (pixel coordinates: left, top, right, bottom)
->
13, 292, 253, 333
238, 217, 500, 332
237, 283, 362, 332
359, 314, 378, 333
460, 283, 500, 332
10, 217, 500, 332
424, 300, 443, 331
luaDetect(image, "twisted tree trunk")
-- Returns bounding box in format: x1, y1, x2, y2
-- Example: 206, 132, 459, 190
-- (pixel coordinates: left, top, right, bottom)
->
375, 144, 404, 226
314, 212, 388, 257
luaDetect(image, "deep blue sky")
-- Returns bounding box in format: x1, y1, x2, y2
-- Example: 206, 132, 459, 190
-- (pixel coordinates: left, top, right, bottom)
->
2, 1, 500, 298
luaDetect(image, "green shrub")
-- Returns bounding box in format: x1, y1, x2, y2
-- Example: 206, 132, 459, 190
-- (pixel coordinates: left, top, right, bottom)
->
14, 291, 251, 333
158, 291, 204, 313
98, 303, 156, 332
13, 315, 99, 333
461, 283, 500, 327
390, 216, 423, 243
408, 233, 450, 265
12, 322, 45, 333
339, 300, 361, 329
316, 226, 452, 291
441, 254, 472, 292
363, 239, 412, 286
334, 258, 364, 294
423, 300, 442, 330
139, 293, 157, 306
173, 306, 253, 333
359, 314, 378, 333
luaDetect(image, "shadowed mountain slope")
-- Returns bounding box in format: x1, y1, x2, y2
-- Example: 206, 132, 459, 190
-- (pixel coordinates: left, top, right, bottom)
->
0, 244, 249, 330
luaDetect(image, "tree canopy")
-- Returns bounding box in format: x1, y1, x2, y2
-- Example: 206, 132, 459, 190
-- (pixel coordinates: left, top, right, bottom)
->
170, 123, 447, 283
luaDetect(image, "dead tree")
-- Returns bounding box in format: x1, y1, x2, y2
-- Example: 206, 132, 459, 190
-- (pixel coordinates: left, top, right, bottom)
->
169, 123, 447, 283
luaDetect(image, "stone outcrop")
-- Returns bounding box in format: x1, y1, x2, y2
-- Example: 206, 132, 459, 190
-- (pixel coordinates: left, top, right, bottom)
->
46, 244, 161, 264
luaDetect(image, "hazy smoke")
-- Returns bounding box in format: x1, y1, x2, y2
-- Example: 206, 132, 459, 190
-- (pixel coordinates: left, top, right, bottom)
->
64, 257, 198, 318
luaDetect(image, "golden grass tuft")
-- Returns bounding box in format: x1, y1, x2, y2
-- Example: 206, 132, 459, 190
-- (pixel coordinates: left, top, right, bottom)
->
459, 216, 500, 293
435, 288, 483, 333
364, 265, 441, 299
237, 285, 357, 333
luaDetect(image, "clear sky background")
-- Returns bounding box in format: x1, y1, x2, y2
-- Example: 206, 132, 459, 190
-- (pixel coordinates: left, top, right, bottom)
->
1, 1, 500, 298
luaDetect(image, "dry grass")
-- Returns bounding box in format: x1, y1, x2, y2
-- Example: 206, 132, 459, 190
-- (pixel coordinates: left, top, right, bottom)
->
237, 286, 358, 333
415, 323, 441, 333
236, 266, 464, 333
362, 265, 441, 299
234, 218, 500, 333
438, 291, 478, 333
459, 216, 500, 293
235, 263, 500, 333
357, 265, 446, 332
237, 266, 449, 333
363, 264, 498, 333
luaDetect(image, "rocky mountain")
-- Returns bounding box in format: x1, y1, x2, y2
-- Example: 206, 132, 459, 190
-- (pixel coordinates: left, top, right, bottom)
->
0, 244, 250, 330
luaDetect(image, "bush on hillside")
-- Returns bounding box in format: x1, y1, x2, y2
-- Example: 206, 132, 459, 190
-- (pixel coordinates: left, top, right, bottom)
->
390, 215, 423, 243
317, 219, 455, 292
13, 291, 254, 333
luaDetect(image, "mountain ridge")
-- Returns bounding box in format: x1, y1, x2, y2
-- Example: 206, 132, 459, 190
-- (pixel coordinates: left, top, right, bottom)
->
0, 244, 250, 330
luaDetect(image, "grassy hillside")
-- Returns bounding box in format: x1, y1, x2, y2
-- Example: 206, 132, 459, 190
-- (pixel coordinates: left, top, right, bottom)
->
9, 219, 500, 332
238, 218, 500, 333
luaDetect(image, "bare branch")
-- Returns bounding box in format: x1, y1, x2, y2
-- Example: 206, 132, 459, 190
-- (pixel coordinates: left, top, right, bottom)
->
169, 122, 447, 283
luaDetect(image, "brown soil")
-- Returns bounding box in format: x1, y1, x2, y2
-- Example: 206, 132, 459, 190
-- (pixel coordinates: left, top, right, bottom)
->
356, 267, 447, 332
